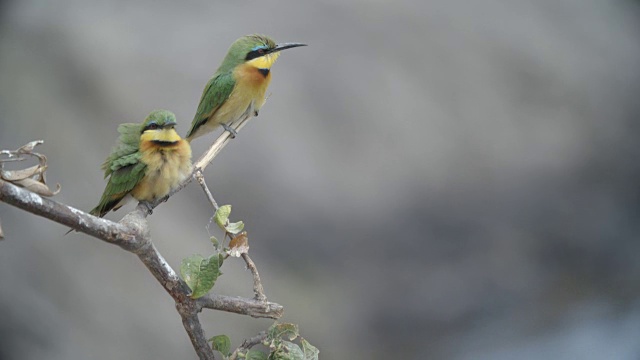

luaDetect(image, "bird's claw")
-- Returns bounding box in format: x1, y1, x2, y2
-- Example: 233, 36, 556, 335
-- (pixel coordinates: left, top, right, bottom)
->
142, 201, 153, 215
222, 123, 237, 139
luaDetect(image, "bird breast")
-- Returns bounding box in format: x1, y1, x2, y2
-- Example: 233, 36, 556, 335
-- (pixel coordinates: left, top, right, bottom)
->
218, 63, 273, 123
132, 140, 192, 201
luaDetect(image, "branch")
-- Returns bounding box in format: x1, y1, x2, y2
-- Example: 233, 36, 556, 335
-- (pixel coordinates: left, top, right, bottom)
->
196, 170, 220, 210
229, 331, 268, 360
0, 118, 283, 360
179, 303, 216, 360
242, 253, 267, 301
194, 168, 269, 303
197, 294, 283, 319
0, 178, 140, 251
151, 115, 254, 210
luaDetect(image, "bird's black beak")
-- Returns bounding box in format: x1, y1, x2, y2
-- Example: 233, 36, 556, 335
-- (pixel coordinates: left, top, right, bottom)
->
268, 42, 307, 54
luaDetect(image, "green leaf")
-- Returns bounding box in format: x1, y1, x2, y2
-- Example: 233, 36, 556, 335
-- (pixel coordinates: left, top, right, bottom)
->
300, 339, 319, 360
214, 205, 232, 229
246, 349, 268, 360
225, 220, 245, 235
210, 235, 220, 249
268, 323, 299, 342
281, 341, 304, 360
180, 254, 222, 298
208, 334, 231, 356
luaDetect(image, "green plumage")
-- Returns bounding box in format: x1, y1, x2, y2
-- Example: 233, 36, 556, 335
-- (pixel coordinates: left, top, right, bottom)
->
187, 72, 235, 140
186, 34, 277, 140
90, 110, 177, 217
101, 123, 143, 178
90, 123, 147, 217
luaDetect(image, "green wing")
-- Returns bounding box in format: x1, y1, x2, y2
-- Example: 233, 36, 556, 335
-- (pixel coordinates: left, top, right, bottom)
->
186, 71, 235, 139
101, 123, 143, 178
90, 162, 147, 217
91, 123, 146, 217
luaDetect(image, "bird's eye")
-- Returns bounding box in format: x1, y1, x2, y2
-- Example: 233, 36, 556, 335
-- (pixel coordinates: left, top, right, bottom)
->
147, 123, 158, 130
258, 48, 264, 54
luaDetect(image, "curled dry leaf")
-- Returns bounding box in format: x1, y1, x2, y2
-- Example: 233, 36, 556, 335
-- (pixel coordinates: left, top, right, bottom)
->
17, 140, 44, 154
227, 231, 249, 257
1, 164, 43, 181
0, 140, 61, 196
12, 177, 61, 196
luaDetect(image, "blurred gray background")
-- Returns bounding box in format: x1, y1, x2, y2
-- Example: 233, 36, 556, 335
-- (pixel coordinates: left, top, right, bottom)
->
1, 0, 640, 359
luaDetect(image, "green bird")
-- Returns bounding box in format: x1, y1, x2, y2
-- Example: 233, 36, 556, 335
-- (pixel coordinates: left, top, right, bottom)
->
186, 34, 306, 141
90, 110, 192, 217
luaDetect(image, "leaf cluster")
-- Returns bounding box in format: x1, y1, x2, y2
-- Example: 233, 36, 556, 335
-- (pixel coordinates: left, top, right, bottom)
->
210, 322, 319, 360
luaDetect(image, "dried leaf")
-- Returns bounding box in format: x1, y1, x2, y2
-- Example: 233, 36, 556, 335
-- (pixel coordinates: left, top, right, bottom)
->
227, 231, 249, 257
16, 140, 44, 154
0, 140, 61, 197
1, 164, 43, 181
12, 178, 61, 196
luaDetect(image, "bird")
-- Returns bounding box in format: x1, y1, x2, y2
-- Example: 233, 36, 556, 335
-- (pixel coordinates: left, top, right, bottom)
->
89, 109, 192, 217
185, 34, 306, 141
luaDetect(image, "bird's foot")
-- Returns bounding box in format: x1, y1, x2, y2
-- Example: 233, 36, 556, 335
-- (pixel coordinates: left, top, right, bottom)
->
141, 201, 153, 215
222, 123, 237, 139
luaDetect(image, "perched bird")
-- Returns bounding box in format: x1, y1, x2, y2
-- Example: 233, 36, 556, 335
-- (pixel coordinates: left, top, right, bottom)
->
186, 34, 306, 141
90, 110, 192, 217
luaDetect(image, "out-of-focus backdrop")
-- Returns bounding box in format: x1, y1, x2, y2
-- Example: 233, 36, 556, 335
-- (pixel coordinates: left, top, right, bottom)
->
1, 0, 640, 359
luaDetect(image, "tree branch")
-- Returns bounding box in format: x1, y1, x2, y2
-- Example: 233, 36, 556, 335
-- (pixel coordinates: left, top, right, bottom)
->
197, 294, 283, 319
151, 115, 253, 210
0, 118, 286, 360
178, 303, 216, 360
242, 253, 267, 301
0, 178, 139, 250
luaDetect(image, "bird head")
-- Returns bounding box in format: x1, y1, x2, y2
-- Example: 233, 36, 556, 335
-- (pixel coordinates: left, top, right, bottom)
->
140, 110, 181, 145
219, 34, 306, 73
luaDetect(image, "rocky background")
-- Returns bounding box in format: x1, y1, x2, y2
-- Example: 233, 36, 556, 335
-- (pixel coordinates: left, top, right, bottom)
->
1, 0, 640, 359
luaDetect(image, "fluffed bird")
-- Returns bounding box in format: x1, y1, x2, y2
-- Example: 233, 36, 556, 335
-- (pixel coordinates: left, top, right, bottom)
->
186, 34, 306, 141
90, 109, 192, 217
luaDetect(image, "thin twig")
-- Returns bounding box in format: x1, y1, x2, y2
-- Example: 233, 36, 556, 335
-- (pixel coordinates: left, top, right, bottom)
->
229, 331, 269, 360
151, 116, 254, 209
195, 170, 220, 210
242, 253, 267, 301
195, 168, 269, 303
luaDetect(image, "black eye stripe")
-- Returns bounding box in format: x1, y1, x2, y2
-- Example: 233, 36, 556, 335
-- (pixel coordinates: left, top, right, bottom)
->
245, 47, 269, 61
